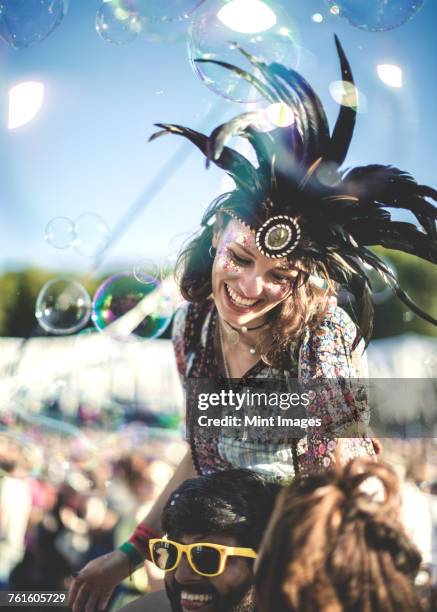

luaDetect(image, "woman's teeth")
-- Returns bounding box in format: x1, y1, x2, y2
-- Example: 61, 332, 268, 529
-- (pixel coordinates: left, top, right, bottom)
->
225, 284, 258, 307
181, 591, 213, 603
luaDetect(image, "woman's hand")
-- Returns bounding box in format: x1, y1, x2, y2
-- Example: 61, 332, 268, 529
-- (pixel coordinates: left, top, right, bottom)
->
68, 549, 131, 612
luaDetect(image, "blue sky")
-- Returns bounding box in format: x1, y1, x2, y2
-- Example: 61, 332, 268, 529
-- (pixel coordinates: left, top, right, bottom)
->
1, 0, 436, 279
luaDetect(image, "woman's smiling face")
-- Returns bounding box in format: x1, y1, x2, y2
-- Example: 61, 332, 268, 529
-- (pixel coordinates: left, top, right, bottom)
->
211, 218, 299, 327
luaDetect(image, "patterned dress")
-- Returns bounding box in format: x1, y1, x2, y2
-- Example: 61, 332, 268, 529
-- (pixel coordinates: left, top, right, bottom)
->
172, 297, 375, 482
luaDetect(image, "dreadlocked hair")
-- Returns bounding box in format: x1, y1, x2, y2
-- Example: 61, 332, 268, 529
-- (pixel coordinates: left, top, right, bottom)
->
175, 202, 337, 367
255, 459, 425, 612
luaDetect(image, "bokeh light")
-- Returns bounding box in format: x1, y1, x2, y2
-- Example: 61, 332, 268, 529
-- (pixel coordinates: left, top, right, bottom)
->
325, 0, 424, 32
188, 0, 301, 102
377, 64, 403, 88
217, 0, 276, 33
72, 213, 110, 259
264, 102, 294, 127
96, 1, 142, 45
92, 273, 175, 341
44, 216, 75, 250
0, 0, 67, 49
35, 279, 92, 335
329, 80, 367, 112
311, 13, 324, 23
8, 81, 44, 130
315, 160, 341, 188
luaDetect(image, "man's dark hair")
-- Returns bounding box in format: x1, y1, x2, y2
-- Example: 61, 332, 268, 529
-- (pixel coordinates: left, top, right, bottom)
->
162, 469, 280, 550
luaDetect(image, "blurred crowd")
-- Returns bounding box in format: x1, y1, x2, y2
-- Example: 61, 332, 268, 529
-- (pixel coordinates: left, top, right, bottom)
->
0, 430, 436, 610
0, 426, 185, 609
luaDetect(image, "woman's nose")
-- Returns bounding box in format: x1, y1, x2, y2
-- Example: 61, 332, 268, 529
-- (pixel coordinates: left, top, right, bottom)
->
238, 272, 264, 298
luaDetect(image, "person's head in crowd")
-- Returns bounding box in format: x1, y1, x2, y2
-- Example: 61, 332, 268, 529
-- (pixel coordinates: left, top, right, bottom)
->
150, 469, 280, 612
255, 459, 425, 612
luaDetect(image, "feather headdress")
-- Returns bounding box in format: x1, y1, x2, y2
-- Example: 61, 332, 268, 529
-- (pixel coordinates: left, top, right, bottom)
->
150, 36, 437, 344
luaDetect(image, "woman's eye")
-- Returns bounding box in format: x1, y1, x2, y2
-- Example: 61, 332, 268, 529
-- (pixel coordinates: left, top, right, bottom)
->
271, 274, 291, 285
229, 250, 251, 265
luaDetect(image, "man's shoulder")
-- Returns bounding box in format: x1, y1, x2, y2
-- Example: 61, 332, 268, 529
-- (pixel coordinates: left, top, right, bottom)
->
118, 590, 171, 612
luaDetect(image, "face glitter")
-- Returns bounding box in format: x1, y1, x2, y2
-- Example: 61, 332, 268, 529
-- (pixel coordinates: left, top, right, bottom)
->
212, 219, 296, 328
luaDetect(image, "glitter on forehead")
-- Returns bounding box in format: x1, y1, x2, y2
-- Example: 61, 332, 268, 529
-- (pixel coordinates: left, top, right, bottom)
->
224, 218, 257, 252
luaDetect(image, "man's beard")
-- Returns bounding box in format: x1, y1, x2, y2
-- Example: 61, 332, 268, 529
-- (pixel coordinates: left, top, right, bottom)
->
165, 578, 255, 612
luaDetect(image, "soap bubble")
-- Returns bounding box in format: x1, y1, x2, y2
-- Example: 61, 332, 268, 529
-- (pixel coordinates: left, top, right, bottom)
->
188, 0, 301, 102
0, 0, 67, 49
96, 0, 142, 45
127, 0, 203, 22
141, 13, 189, 43
159, 252, 178, 281
73, 213, 110, 259
325, 1, 424, 32
35, 278, 91, 334
92, 273, 176, 341
133, 259, 160, 285
44, 216, 75, 250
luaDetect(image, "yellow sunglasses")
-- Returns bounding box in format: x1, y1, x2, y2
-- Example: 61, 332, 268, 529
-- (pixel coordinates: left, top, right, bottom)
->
149, 538, 257, 577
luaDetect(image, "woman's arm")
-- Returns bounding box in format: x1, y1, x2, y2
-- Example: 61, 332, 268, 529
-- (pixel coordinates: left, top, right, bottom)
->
68, 448, 196, 612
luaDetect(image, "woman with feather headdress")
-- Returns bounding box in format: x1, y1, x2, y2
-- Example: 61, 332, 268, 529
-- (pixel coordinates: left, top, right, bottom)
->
69, 37, 437, 612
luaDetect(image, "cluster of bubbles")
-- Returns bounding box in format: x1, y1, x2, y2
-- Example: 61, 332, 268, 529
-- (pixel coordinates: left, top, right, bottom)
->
45, 213, 110, 259
0, 0, 426, 57
35, 259, 180, 339
325, 0, 425, 32
0, 0, 67, 49
95, 0, 202, 45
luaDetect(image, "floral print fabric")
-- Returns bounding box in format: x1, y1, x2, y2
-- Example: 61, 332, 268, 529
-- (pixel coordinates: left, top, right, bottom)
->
172, 297, 375, 481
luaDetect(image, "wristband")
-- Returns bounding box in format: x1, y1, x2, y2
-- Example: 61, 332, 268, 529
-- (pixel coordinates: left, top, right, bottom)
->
126, 522, 161, 562
118, 542, 145, 568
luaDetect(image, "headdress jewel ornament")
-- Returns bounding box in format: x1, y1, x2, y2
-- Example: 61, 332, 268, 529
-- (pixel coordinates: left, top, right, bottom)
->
149, 36, 437, 344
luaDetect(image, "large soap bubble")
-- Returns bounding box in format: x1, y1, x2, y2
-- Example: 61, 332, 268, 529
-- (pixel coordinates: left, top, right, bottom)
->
325, 0, 425, 32
126, 0, 203, 22
0, 0, 67, 49
35, 278, 92, 335
92, 273, 176, 341
188, 0, 301, 102
96, 0, 142, 45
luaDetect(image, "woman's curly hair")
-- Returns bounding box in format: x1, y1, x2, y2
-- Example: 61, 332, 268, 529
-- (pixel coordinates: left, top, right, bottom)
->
255, 459, 425, 612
